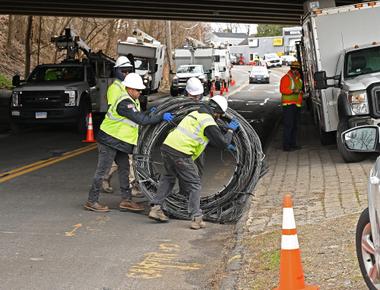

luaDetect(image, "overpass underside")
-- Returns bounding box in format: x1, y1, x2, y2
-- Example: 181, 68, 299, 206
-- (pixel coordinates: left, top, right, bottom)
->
0, 0, 360, 24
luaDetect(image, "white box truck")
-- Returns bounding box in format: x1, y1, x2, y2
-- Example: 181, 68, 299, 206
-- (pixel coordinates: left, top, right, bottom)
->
301, 1, 380, 162
117, 29, 165, 95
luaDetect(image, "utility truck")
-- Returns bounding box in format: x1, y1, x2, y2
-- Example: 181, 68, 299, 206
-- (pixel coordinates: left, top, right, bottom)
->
171, 39, 231, 96
301, 1, 380, 162
117, 29, 165, 95
10, 28, 115, 133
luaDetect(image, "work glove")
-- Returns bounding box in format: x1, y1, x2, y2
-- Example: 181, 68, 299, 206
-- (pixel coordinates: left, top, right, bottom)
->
228, 119, 240, 131
227, 144, 237, 152
162, 112, 174, 122
149, 106, 157, 113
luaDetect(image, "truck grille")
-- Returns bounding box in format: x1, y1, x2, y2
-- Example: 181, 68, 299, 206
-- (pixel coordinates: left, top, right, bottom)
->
178, 78, 189, 84
20, 91, 69, 109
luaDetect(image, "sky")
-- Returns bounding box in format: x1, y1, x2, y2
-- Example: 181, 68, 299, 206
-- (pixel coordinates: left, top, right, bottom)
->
210, 23, 258, 35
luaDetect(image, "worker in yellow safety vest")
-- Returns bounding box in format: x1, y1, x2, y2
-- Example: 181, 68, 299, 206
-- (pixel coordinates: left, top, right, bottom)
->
102, 56, 134, 194
280, 61, 303, 151
84, 73, 174, 213
148, 95, 240, 230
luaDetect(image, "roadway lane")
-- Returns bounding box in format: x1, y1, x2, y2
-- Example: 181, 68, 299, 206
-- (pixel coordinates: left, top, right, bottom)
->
0, 66, 284, 289
228, 65, 286, 148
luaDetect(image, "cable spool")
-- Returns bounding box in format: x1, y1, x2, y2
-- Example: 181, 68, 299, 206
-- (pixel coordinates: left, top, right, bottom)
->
134, 98, 264, 223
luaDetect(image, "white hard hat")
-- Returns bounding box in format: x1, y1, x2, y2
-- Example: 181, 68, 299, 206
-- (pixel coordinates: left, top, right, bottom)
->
122, 73, 146, 90
114, 56, 132, 68
186, 77, 204, 96
209, 95, 228, 113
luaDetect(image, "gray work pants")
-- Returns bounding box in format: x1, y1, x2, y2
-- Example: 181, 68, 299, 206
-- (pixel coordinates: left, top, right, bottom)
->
103, 156, 136, 185
88, 143, 131, 202
153, 151, 202, 218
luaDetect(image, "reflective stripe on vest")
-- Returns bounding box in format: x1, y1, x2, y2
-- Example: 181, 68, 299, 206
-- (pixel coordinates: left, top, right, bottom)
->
164, 111, 217, 160
281, 71, 303, 107
100, 93, 140, 145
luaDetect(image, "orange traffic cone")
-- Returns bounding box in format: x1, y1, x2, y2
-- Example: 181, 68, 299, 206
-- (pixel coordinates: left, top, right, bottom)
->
82, 113, 96, 143
230, 79, 236, 86
220, 82, 225, 95
273, 194, 319, 290
210, 82, 216, 98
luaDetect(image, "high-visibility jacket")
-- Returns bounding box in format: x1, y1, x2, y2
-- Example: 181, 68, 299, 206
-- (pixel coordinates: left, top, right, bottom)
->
100, 92, 140, 145
280, 70, 303, 107
107, 79, 126, 106
164, 111, 217, 160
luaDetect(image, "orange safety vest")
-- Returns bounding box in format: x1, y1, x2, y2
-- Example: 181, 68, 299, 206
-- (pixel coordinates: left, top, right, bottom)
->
280, 70, 303, 107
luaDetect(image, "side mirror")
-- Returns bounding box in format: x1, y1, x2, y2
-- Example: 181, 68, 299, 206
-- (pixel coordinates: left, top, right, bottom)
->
12, 75, 20, 87
314, 71, 328, 90
342, 125, 379, 152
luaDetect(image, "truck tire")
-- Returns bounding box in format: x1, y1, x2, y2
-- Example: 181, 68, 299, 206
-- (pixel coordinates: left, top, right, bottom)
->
77, 97, 91, 135
336, 120, 366, 163
170, 87, 178, 97
356, 208, 378, 290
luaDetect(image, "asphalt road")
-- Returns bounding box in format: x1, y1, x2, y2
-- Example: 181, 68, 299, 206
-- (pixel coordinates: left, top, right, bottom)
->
0, 65, 284, 289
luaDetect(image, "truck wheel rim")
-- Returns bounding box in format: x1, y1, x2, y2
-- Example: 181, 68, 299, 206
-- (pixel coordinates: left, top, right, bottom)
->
362, 223, 380, 287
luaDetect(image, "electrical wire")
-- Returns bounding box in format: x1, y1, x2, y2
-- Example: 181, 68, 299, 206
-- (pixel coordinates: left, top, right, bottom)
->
134, 98, 264, 223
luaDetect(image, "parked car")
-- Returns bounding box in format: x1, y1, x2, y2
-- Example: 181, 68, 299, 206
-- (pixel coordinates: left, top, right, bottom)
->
281, 54, 297, 66
263, 53, 282, 68
341, 125, 380, 289
249, 66, 270, 84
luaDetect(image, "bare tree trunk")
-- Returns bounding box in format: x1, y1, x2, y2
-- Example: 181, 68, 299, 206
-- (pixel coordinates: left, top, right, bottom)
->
37, 16, 42, 65
24, 16, 33, 79
105, 20, 116, 55
7, 15, 14, 53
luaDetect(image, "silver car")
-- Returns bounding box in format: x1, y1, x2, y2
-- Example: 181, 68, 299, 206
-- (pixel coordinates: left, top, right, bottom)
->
249, 66, 270, 84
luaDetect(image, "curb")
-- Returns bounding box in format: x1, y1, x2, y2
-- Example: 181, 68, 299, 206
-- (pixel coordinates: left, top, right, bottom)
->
219, 120, 281, 289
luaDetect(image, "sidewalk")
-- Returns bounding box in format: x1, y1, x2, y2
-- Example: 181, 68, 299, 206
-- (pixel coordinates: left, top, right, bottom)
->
221, 109, 374, 289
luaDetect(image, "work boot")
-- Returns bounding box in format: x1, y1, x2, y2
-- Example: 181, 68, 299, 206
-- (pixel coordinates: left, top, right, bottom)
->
102, 180, 113, 193
190, 216, 206, 230
132, 188, 145, 198
149, 205, 169, 222
119, 199, 144, 212
84, 201, 110, 212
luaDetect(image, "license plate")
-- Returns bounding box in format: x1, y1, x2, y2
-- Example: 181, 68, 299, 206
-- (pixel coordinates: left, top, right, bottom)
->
35, 112, 47, 119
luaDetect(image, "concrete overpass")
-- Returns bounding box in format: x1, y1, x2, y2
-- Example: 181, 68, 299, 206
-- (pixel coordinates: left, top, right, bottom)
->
0, 0, 360, 24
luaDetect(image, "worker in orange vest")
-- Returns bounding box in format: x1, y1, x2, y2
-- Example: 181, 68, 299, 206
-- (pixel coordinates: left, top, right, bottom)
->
280, 61, 303, 151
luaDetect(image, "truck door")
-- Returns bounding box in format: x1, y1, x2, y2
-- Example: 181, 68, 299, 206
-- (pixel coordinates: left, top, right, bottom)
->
332, 54, 344, 119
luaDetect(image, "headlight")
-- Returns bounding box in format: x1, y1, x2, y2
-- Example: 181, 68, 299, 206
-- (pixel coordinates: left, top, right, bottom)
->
11, 91, 19, 107
64, 90, 76, 107
143, 79, 148, 84
348, 90, 369, 115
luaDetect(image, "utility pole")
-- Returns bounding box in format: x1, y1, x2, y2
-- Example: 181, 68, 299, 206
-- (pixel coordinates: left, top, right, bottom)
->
165, 21, 173, 83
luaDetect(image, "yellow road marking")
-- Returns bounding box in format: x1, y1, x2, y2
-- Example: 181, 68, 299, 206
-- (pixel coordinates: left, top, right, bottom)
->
0, 143, 97, 183
127, 243, 203, 279
65, 223, 82, 237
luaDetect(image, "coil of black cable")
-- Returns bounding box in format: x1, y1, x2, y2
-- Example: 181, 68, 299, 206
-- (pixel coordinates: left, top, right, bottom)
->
134, 97, 264, 223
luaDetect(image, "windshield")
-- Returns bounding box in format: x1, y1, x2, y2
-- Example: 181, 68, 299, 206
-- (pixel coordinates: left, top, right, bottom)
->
177, 66, 203, 74
345, 46, 380, 78
251, 66, 268, 74
28, 66, 84, 82
265, 54, 278, 60
134, 58, 149, 71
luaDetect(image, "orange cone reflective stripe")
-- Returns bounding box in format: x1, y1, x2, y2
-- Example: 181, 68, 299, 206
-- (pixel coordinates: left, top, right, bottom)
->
82, 113, 96, 143
273, 194, 319, 290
